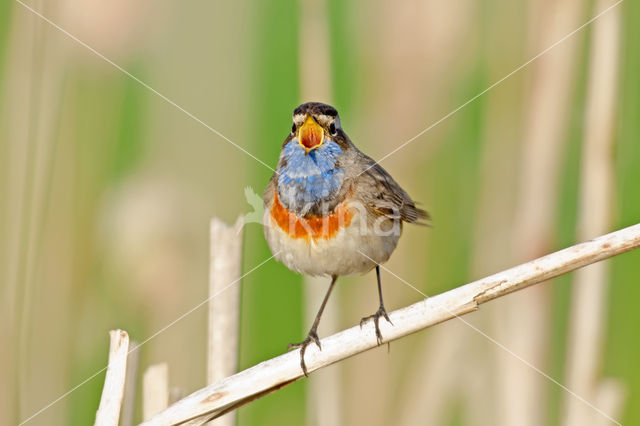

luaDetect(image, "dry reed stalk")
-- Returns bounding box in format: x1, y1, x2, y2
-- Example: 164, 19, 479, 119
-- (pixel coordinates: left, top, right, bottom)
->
2, 9, 39, 422
94, 330, 130, 426
420, 4, 528, 424
121, 341, 140, 426
207, 217, 244, 426
143, 363, 169, 420
1, 4, 68, 422
463, 35, 528, 426
303, 276, 343, 426
360, 1, 474, 423
297, 1, 343, 424
298, 0, 333, 102
397, 325, 464, 426
497, 1, 583, 425
563, 3, 624, 425
141, 223, 640, 425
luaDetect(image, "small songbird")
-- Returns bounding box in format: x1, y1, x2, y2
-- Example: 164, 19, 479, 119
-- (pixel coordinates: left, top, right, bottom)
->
263, 102, 428, 375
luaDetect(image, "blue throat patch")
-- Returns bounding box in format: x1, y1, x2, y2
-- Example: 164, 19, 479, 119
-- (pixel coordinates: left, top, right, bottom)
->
277, 139, 345, 211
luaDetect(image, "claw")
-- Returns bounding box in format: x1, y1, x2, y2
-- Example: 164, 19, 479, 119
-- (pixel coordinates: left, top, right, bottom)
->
360, 305, 394, 345
288, 331, 322, 376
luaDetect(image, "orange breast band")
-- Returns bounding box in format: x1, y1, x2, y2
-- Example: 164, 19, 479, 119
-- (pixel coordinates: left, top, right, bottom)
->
270, 192, 354, 240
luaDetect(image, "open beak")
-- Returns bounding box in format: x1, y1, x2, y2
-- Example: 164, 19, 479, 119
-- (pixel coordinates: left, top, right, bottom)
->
298, 114, 324, 152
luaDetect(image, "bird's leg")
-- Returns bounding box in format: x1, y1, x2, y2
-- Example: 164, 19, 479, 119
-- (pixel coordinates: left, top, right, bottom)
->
360, 265, 393, 345
288, 275, 338, 376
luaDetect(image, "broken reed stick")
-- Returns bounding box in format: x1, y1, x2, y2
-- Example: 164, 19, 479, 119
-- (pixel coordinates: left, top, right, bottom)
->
207, 217, 244, 426
141, 223, 640, 426
142, 363, 169, 420
94, 330, 129, 426
208, 218, 244, 385
121, 340, 140, 426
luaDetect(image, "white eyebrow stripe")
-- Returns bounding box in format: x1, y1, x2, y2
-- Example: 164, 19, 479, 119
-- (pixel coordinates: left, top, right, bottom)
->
319, 114, 341, 129
316, 114, 332, 125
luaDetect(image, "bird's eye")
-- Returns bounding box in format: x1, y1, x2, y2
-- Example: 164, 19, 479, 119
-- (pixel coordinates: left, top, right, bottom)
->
329, 123, 337, 136
291, 123, 296, 135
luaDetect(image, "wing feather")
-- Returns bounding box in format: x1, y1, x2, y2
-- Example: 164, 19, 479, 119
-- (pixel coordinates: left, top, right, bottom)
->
352, 155, 429, 225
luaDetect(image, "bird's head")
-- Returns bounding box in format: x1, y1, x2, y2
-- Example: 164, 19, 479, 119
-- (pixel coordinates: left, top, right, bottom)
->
276, 102, 347, 209
285, 102, 345, 153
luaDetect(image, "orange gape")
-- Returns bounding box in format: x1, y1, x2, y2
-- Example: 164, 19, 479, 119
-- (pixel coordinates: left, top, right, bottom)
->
270, 192, 354, 240
299, 125, 322, 149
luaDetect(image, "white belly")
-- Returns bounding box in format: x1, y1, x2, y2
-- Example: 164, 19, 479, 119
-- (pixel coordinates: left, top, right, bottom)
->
263, 207, 400, 277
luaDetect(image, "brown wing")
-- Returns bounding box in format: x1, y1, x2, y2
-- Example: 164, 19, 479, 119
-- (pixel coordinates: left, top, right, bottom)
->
353, 155, 429, 225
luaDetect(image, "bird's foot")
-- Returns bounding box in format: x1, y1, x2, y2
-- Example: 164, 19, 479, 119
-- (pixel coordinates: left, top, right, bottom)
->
360, 305, 393, 345
288, 330, 321, 376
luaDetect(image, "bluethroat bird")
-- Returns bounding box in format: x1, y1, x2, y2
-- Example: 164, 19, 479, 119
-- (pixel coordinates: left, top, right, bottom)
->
263, 102, 428, 375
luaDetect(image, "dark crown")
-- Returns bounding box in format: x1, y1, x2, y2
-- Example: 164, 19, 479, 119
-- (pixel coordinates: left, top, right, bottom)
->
293, 102, 339, 118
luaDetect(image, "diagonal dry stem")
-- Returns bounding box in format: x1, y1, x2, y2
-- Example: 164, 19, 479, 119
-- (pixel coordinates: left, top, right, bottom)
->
142, 223, 640, 426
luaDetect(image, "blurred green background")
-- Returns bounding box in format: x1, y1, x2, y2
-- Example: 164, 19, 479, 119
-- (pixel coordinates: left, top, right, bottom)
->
1, 0, 639, 425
